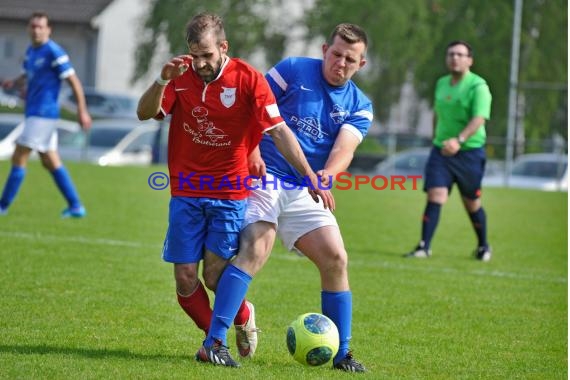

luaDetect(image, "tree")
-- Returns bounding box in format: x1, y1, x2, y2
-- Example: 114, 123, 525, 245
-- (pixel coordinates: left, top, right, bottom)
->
134, 0, 567, 148
304, 0, 437, 122
518, 0, 568, 142
131, 0, 286, 83
303, 0, 567, 145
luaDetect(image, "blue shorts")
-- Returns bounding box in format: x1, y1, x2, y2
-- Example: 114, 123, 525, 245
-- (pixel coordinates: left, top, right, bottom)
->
162, 197, 246, 264
424, 146, 486, 199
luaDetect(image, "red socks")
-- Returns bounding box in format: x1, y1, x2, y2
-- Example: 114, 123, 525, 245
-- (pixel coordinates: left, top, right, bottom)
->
233, 299, 250, 326
177, 281, 212, 334
177, 281, 251, 331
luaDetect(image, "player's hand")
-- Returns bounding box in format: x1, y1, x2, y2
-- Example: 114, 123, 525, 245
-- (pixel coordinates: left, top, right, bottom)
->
308, 187, 336, 211
316, 169, 332, 189
306, 172, 336, 211
441, 138, 460, 156
160, 55, 192, 81
248, 148, 266, 177
1, 79, 14, 89
78, 110, 92, 131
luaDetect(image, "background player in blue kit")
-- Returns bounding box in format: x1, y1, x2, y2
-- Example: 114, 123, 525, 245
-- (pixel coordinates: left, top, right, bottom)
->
199, 23, 372, 372
0, 11, 92, 217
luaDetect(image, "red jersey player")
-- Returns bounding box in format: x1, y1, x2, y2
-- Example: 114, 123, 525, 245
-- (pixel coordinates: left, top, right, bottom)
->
136, 12, 334, 365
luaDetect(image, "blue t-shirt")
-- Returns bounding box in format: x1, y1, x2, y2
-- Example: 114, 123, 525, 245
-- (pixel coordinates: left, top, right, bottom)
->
262, 57, 373, 185
23, 39, 75, 118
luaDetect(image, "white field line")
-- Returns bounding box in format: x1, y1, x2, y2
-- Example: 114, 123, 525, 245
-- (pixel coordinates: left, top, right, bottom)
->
1, 230, 566, 284
0, 230, 161, 249
272, 250, 568, 284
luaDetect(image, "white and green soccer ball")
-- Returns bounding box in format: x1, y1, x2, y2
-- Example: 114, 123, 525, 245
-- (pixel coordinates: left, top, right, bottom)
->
286, 312, 339, 366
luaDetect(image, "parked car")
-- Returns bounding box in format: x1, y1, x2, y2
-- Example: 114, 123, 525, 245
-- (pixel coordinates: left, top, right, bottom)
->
58, 118, 161, 166
0, 113, 81, 160
483, 153, 568, 191
59, 87, 138, 119
96, 123, 161, 166
374, 147, 506, 181
374, 148, 431, 177
0, 115, 164, 166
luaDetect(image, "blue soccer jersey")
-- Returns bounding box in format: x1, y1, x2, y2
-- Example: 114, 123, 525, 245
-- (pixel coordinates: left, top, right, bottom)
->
261, 57, 373, 184
23, 39, 75, 118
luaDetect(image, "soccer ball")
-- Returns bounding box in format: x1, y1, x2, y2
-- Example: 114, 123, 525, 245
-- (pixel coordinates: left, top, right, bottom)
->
286, 312, 339, 366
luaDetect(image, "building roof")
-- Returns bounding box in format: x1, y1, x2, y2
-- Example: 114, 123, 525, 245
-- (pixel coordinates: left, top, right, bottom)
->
0, 0, 114, 24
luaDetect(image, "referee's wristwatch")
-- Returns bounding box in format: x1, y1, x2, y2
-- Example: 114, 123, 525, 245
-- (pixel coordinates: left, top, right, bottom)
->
457, 135, 466, 144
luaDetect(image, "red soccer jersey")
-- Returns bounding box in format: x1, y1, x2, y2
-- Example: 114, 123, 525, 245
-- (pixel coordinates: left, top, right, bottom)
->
158, 57, 283, 199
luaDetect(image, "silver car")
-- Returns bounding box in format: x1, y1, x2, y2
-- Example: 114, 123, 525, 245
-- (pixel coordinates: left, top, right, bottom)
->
483, 153, 568, 191
58, 118, 162, 166
0, 113, 80, 160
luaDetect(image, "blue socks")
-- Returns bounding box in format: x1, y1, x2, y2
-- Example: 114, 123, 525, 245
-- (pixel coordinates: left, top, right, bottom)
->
0, 166, 26, 210
205, 265, 252, 347
469, 207, 488, 248
51, 166, 82, 209
0, 165, 83, 212
322, 290, 352, 364
421, 201, 442, 250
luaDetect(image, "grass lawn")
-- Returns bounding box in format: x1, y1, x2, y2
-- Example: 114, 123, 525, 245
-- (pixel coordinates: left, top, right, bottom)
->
0, 161, 566, 379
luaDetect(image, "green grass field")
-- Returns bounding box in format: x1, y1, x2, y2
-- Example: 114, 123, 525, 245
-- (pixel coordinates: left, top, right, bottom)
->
0, 161, 567, 379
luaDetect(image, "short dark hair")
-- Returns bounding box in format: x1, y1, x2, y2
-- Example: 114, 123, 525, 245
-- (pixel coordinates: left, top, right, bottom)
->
185, 12, 226, 45
446, 40, 473, 57
30, 11, 50, 27
328, 23, 368, 54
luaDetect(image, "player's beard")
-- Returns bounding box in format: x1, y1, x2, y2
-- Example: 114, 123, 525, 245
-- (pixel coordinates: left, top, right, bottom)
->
198, 56, 224, 83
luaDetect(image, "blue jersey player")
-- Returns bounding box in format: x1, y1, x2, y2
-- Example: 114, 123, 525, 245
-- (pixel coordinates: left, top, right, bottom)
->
199, 23, 372, 372
0, 11, 92, 217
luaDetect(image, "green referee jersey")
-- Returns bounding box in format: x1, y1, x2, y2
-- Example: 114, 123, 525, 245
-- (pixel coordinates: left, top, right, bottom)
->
433, 71, 492, 149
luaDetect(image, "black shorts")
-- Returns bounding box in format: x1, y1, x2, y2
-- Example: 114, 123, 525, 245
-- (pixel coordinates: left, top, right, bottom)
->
423, 146, 486, 199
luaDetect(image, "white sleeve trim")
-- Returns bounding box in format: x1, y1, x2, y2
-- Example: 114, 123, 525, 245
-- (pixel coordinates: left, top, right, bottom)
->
354, 109, 373, 121
59, 68, 75, 79
265, 103, 280, 118
52, 54, 70, 67
267, 67, 287, 91
341, 124, 364, 143
262, 121, 284, 134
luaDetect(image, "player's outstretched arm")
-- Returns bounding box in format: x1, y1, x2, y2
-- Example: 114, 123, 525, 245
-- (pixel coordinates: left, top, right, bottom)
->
321, 129, 361, 178
267, 123, 335, 210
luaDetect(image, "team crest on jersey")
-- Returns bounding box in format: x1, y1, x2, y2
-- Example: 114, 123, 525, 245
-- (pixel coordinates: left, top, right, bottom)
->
330, 104, 348, 124
34, 58, 46, 68
220, 87, 236, 108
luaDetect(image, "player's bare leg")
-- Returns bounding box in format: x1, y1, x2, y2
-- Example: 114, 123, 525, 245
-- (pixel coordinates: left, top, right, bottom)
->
296, 226, 366, 372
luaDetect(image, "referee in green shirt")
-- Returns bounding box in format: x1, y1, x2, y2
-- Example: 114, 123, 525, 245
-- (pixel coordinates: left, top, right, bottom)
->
406, 40, 492, 261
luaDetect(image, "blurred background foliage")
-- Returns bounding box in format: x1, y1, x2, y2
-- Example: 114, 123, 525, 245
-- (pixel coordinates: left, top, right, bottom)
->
133, 0, 567, 143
